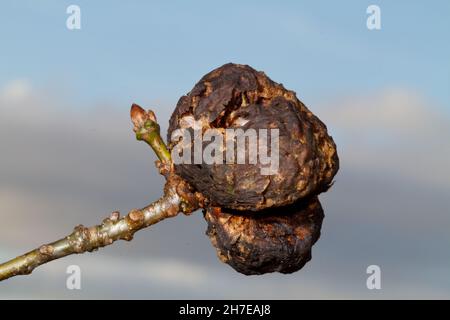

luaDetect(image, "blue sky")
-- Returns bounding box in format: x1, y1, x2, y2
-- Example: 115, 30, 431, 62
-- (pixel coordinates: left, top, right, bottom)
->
1, 1, 449, 110
1, 1, 450, 299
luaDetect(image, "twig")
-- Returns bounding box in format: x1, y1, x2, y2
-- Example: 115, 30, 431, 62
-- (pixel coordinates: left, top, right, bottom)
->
0, 190, 181, 282
130, 103, 172, 164
0, 104, 201, 282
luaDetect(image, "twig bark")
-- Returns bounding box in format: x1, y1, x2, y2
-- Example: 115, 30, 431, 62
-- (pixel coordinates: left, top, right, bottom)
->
0, 190, 181, 282
0, 104, 201, 282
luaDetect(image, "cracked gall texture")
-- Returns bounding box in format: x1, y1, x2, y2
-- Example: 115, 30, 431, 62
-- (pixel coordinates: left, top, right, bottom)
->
168, 63, 339, 211
204, 196, 324, 275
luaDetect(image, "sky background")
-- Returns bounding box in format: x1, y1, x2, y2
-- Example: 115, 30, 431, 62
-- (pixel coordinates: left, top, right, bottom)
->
0, 0, 449, 299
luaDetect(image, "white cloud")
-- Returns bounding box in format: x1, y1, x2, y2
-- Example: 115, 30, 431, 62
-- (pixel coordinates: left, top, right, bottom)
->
87, 256, 208, 288
0, 79, 32, 102
322, 88, 446, 136
318, 88, 450, 189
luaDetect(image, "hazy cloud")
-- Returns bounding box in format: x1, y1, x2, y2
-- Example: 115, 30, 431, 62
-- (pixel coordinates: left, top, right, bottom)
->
0, 81, 449, 299
318, 88, 450, 189
0, 79, 32, 102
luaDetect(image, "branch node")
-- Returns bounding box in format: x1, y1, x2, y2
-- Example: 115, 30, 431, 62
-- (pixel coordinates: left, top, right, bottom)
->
39, 245, 54, 256
110, 211, 120, 222
128, 209, 144, 223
